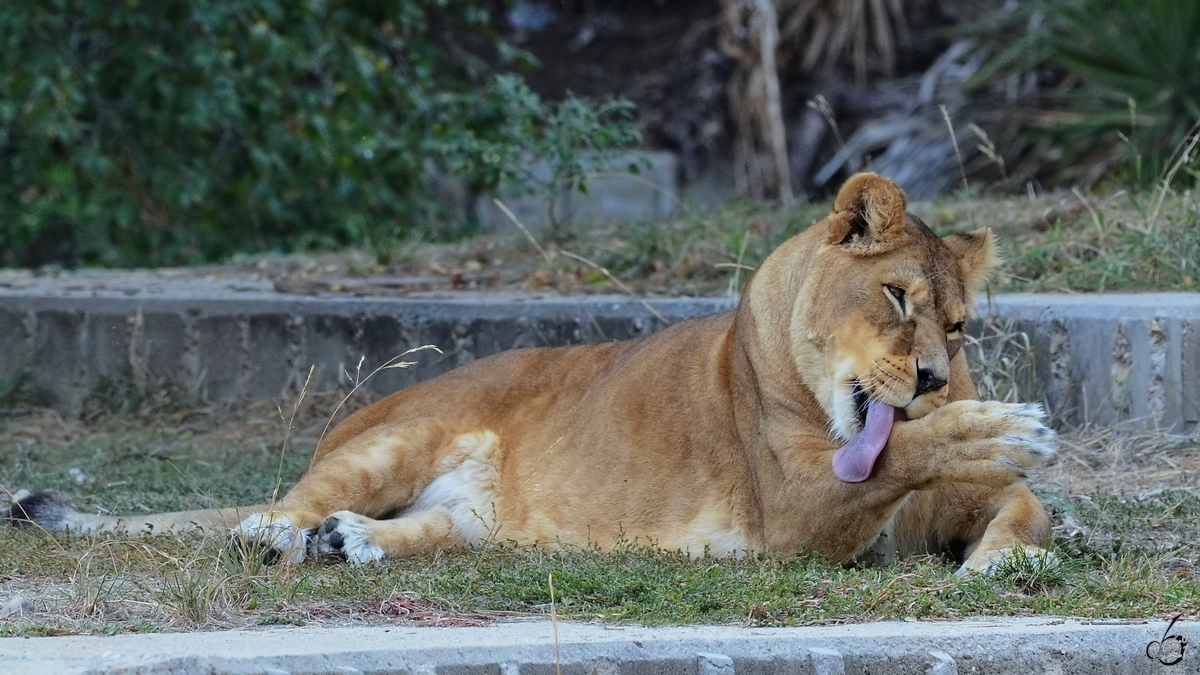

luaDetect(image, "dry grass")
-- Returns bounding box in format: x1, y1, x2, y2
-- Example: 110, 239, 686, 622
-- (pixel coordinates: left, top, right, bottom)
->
919, 188, 1200, 293
964, 313, 1200, 498
211, 185, 1199, 300
961, 313, 1199, 578
962, 316, 1038, 406
1044, 427, 1200, 499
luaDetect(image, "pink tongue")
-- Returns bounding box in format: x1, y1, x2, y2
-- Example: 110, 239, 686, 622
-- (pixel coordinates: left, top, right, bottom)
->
832, 400, 896, 482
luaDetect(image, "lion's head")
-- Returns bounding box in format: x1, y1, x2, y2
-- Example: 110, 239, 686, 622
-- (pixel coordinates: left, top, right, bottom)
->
777, 174, 998, 480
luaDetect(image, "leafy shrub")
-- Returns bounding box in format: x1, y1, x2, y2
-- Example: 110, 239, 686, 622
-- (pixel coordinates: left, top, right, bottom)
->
438, 74, 640, 237
969, 0, 1200, 186
0, 1, 639, 267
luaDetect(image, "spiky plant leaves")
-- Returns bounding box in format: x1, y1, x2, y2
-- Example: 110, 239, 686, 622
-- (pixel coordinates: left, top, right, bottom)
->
970, 0, 1200, 186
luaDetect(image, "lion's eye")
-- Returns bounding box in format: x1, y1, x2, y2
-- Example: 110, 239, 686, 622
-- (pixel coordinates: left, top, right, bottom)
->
947, 321, 964, 336
884, 284, 907, 314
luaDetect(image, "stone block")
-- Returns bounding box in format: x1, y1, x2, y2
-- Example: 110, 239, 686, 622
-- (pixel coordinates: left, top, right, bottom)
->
304, 314, 362, 391
194, 314, 246, 402
0, 308, 34, 395
1182, 318, 1200, 430
1064, 313, 1121, 427
82, 313, 132, 390
138, 311, 188, 392
475, 151, 678, 237
354, 313, 418, 397
471, 316, 535, 356
26, 310, 85, 410
1, 286, 1198, 434
245, 314, 298, 399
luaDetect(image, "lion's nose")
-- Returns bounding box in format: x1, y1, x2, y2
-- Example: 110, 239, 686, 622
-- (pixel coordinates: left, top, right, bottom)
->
914, 367, 948, 397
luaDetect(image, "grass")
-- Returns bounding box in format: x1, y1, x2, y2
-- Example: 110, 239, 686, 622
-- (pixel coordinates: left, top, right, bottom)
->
1, 394, 1197, 636
929, 189, 1200, 294
574, 187, 1200, 294
231, 185, 1200, 298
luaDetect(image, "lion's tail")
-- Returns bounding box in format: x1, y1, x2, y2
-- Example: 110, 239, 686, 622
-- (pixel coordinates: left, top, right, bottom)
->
5, 491, 266, 536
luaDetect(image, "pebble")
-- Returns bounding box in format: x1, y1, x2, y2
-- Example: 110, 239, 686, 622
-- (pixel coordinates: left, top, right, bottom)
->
0, 596, 34, 619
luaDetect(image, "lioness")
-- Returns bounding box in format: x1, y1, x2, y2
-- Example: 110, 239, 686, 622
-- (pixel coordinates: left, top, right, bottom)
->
7, 173, 1054, 575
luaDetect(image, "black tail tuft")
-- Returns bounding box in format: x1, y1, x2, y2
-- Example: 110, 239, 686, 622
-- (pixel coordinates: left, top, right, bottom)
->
6, 492, 67, 529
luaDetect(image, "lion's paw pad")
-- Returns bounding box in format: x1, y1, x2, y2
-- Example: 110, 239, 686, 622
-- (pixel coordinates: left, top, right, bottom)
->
998, 429, 1056, 466
316, 511, 385, 565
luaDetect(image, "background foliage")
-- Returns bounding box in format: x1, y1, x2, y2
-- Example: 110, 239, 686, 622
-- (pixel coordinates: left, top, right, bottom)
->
968, 0, 1200, 187
0, 0, 638, 267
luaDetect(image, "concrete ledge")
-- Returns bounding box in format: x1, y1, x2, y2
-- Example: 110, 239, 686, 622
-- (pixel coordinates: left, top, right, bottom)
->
0, 617, 1177, 675
981, 293, 1200, 432
0, 274, 724, 413
0, 272, 1196, 432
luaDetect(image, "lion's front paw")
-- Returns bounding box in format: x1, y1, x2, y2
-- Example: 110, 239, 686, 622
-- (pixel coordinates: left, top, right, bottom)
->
983, 402, 1056, 469
961, 401, 1055, 459
315, 511, 385, 565
231, 512, 310, 565
930, 401, 1056, 484
957, 545, 1059, 577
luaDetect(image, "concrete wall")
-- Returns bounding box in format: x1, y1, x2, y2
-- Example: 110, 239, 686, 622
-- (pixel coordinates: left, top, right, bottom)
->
0, 275, 1196, 433
0, 277, 726, 415
0, 617, 1174, 675
980, 293, 1200, 433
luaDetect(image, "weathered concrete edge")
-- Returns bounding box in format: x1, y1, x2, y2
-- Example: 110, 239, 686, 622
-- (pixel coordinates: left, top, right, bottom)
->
0, 293, 733, 412
0, 288, 1197, 432
0, 618, 1180, 675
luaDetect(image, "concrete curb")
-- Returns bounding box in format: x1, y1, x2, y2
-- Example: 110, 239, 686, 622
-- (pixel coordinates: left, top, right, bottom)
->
0, 271, 1196, 432
0, 617, 1186, 675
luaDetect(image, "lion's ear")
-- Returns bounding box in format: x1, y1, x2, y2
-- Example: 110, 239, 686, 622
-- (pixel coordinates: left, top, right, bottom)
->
826, 173, 909, 251
943, 227, 1000, 296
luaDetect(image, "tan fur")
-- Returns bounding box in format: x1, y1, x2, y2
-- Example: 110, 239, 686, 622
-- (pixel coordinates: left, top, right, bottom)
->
10, 173, 1054, 574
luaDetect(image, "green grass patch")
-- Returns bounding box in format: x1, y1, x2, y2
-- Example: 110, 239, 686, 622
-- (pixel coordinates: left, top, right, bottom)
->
0, 414, 311, 516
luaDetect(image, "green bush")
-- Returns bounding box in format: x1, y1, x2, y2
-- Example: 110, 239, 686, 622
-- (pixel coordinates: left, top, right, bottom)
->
970, 0, 1200, 187
0, 1, 638, 267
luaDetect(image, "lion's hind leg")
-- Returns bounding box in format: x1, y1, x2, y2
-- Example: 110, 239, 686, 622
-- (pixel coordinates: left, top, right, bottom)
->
310, 429, 502, 564
234, 423, 499, 565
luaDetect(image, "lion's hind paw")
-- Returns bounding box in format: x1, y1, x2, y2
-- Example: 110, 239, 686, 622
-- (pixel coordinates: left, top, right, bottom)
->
230, 512, 310, 565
